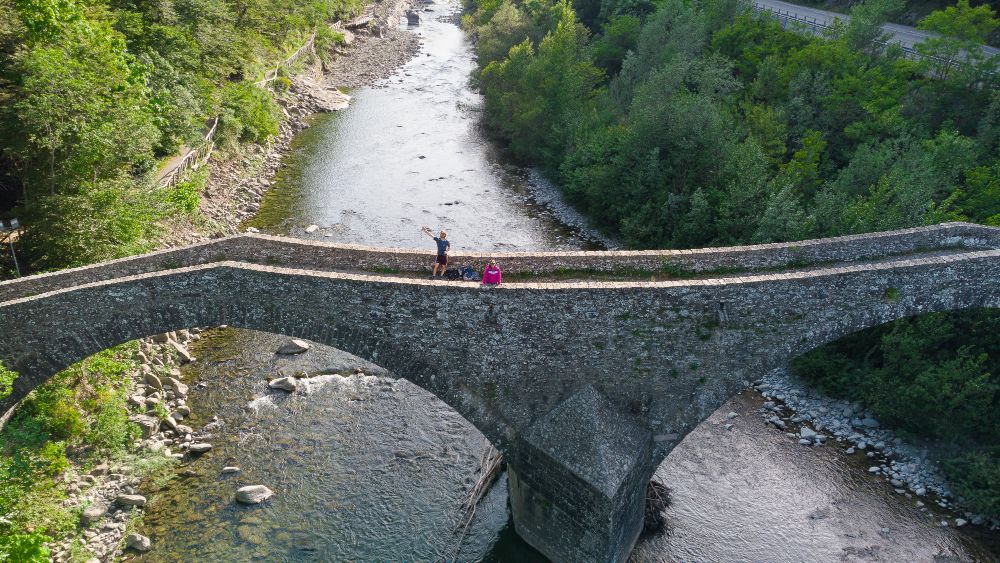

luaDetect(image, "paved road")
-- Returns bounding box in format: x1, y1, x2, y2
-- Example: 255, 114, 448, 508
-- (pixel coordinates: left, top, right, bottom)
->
754, 0, 1000, 58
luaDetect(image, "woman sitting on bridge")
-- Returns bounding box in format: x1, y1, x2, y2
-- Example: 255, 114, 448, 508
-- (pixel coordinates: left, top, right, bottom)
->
481, 259, 502, 287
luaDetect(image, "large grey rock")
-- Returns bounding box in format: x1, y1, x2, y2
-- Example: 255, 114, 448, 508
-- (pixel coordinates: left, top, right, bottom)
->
167, 377, 189, 398
81, 504, 107, 525
130, 415, 161, 438
269, 377, 298, 392
170, 341, 194, 363
188, 442, 213, 454
799, 426, 818, 441
144, 372, 162, 389
276, 339, 311, 355
236, 485, 274, 504
116, 494, 147, 507
126, 533, 152, 552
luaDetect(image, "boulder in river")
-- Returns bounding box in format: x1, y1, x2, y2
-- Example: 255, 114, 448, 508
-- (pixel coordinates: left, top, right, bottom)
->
126, 533, 152, 552
304, 224, 320, 233
276, 339, 311, 354
236, 485, 274, 504
170, 341, 195, 363
189, 443, 213, 454
167, 377, 189, 398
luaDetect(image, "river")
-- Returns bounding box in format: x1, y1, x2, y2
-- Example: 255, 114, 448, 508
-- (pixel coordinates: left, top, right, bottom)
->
132, 2, 999, 561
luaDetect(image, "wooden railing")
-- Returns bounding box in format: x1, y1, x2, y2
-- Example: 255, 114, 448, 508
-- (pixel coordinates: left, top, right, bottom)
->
156, 117, 219, 189
157, 20, 347, 188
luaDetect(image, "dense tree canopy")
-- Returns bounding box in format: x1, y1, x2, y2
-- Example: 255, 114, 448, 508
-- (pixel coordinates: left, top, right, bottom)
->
0, 0, 361, 269
465, 0, 1000, 516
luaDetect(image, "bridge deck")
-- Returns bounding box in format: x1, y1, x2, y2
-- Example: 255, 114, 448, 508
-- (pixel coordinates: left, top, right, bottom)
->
2, 222, 999, 303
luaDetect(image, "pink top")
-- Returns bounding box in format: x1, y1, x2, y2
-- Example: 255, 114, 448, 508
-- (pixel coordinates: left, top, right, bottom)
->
482, 264, 502, 285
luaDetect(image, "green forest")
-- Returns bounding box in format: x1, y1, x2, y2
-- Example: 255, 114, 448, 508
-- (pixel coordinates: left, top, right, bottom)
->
0, 0, 360, 271
0, 0, 360, 557
463, 0, 1000, 516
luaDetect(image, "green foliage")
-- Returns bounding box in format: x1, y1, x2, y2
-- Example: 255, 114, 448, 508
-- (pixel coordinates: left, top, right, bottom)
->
468, 0, 1000, 249
0, 361, 16, 401
0, 532, 50, 562
941, 448, 1000, 516
218, 82, 281, 146
1, 0, 362, 274
165, 169, 207, 216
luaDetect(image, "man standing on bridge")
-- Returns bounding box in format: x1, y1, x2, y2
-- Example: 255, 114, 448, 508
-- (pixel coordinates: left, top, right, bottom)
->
421, 226, 450, 278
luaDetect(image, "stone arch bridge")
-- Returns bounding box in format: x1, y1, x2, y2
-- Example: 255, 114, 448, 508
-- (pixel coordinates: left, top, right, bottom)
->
2, 222, 1000, 562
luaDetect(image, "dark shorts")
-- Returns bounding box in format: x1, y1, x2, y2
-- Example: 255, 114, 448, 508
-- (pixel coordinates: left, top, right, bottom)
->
436, 253, 448, 266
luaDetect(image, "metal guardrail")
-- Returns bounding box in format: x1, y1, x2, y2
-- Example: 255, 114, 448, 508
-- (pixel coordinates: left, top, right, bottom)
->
750, 2, 955, 65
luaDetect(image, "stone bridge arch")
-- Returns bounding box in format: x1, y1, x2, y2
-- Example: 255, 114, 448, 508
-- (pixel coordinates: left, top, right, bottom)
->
3, 222, 1000, 562
0, 265, 512, 448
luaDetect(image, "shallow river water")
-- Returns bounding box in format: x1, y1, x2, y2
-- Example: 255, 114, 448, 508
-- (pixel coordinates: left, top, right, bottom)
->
135, 2, 999, 561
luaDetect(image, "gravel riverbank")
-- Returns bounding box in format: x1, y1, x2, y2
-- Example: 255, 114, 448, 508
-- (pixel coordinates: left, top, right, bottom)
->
47, 331, 201, 561
754, 367, 1000, 532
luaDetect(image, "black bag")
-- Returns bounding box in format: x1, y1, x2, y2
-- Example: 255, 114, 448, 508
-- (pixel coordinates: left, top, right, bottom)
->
444, 268, 461, 280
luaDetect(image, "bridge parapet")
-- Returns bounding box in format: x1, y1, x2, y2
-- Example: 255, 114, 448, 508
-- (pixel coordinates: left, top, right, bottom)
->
3, 222, 998, 304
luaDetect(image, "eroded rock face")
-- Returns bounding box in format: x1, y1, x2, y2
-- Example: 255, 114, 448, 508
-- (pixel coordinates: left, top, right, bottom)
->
236, 485, 274, 504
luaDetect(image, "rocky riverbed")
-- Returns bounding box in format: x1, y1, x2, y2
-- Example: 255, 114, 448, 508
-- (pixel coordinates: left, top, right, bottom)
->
47, 331, 201, 561
754, 366, 1000, 532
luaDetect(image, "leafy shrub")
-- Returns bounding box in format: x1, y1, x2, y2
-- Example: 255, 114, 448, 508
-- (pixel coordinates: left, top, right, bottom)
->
0, 532, 50, 562
0, 362, 16, 401
37, 441, 69, 476
218, 82, 281, 146
942, 448, 1000, 517
165, 169, 206, 215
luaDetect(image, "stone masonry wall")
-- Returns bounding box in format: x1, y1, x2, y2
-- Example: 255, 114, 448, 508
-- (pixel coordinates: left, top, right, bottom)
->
4, 237, 1000, 561
4, 247, 1000, 466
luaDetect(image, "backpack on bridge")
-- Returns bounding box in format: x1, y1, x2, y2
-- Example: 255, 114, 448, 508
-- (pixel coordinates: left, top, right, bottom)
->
460, 265, 479, 281
444, 268, 462, 280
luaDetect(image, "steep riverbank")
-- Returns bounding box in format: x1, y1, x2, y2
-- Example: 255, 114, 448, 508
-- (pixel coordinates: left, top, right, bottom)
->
160, 2, 421, 249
